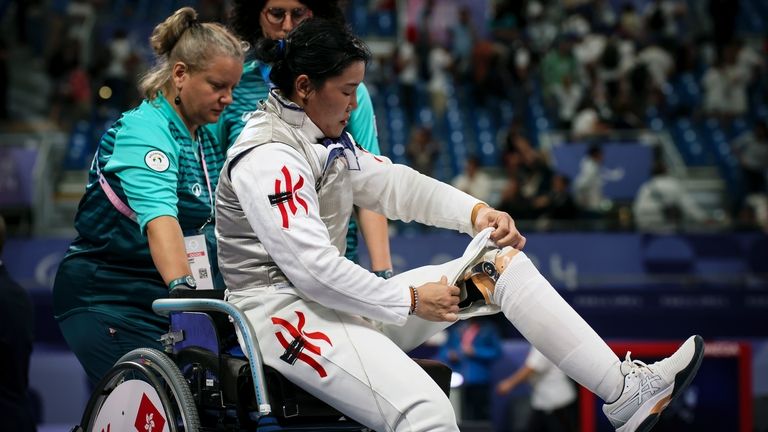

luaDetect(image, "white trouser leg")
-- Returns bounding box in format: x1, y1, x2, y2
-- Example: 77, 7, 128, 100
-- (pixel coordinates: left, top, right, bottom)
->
492, 252, 625, 402
229, 290, 459, 432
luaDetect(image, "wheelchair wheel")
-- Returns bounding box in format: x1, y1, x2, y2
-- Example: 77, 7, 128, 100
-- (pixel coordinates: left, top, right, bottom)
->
79, 348, 200, 432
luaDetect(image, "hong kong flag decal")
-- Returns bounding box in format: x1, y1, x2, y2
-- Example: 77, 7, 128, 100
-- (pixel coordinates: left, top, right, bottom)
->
272, 311, 332, 378
268, 166, 308, 229
134, 393, 166, 432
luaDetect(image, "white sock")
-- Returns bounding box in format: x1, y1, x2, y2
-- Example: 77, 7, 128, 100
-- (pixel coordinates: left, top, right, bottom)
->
492, 251, 625, 402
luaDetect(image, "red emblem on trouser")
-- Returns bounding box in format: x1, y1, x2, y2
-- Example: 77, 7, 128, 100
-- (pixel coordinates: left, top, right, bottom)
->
270, 166, 308, 229
134, 393, 166, 432
272, 311, 332, 377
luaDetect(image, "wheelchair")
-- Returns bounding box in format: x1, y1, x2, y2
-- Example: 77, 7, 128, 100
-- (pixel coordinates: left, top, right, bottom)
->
73, 288, 453, 432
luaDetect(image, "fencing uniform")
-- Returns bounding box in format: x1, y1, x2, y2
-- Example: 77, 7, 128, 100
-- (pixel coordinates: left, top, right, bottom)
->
212, 59, 381, 262
53, 94, 224, 383
216, 91, 702, 432
217, 90, 478, 431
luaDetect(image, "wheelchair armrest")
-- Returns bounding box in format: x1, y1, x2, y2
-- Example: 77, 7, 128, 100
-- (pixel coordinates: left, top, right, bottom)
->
152, 297, 272, 416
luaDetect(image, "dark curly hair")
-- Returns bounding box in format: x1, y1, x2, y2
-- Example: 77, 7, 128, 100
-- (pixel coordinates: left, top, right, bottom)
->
230, 0, 344, 46
255, 18, 370, 99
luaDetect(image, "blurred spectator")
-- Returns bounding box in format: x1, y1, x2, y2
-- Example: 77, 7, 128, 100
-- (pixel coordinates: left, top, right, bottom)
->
452, 156, 492, 204
541, 35, 580, 101
524, 1, 557, 55
416, 0, 436, 81
643, 0, 686, 44
636, 41, 675, 91
732, 121, 768, 230
518, 145, 554, 202
498, 118, 532, 156
633, 161, 708, 231
406, 124, 441, 177
451, 6, 476, 82
702, 46, 749, 119
489, 1, 523, 45
396, 26, 419, 125
428, 42, 453, 120
497, 174, 535, 220
573, 144, 609, 215
571, 100, 610, 139
437, 317, 502, 422
551, 74, 584, 129
592, 0, 618, 33
0, 215, 36, 432
103, 29, 136, 112
618, 3, 643, 39
732, 121, 768, 194
496, 346, 578, 432
533, 174, 579, 221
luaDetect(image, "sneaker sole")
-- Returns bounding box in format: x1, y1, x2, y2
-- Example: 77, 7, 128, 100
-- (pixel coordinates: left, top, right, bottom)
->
619, 335, 705, 432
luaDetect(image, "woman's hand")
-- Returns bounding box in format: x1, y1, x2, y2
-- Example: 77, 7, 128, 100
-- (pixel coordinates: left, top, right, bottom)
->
473, 206, 527, 249
413, 276, 461, 322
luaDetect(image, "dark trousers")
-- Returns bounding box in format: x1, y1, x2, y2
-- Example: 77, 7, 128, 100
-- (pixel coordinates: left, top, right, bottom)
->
462, 383, 492, 421
58, 311, 165, 385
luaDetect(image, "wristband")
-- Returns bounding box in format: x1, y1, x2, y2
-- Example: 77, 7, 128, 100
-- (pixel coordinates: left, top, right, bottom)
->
373, 269, 394, 279
471, 202, 489, 226
168, 274, 197, 290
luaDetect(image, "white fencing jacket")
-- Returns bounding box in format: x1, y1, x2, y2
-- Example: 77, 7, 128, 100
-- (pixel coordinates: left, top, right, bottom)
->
216, 91, 481, 326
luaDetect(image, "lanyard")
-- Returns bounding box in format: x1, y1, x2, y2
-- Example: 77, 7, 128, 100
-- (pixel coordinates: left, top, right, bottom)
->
95, 136, 214, 229
197, 138, 214, 229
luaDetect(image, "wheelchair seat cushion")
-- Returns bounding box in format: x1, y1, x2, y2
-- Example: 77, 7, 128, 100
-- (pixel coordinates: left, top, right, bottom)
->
233, 356, 452, 418
169, 287, 226, 300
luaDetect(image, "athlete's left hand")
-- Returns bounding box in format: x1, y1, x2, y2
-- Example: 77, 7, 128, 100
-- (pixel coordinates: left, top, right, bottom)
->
474, 206, 526, 249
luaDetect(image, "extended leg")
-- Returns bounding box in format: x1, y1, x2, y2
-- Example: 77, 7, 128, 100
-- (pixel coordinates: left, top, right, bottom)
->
478, 249, 704, 432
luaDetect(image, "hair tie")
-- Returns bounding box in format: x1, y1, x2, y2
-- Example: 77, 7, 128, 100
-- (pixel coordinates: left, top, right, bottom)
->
277, 39, 286, 58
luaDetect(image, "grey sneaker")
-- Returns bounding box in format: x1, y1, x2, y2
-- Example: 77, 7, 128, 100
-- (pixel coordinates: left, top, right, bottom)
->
602, 335, 704, 432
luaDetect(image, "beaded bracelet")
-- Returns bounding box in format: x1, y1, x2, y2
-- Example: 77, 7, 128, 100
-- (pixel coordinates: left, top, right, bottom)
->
409, 286, 419, 315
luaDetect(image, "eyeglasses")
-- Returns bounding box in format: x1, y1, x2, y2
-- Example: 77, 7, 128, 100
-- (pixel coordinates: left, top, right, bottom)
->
264, 7, 312, 25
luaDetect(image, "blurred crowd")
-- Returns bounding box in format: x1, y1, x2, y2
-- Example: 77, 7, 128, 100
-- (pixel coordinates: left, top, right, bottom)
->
0, 0, 766, 232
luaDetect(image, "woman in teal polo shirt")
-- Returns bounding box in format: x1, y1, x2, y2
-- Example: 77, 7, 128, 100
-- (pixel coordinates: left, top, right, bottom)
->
52, 7, 244, 384
214, 0, 393, 277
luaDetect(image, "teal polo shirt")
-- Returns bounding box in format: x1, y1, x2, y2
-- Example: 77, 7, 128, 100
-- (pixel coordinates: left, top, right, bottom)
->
54, 95, 224, 328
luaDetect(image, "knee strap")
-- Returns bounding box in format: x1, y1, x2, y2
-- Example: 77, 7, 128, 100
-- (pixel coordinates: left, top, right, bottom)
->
461, 247, 520, 305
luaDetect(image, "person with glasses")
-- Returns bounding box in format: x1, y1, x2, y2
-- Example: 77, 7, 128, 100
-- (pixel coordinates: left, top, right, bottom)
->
214, 0, 393, 278
216, 19, 703, 432
52, 7, 245, 384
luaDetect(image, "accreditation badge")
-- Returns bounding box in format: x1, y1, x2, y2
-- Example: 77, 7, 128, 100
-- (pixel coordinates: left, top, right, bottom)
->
183, 233, 214, 290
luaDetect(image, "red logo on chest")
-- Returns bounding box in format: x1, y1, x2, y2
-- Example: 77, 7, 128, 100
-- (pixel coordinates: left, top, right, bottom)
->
268, 166, 308, 229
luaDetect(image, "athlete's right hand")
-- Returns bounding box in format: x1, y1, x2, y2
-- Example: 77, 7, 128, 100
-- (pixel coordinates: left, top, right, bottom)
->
414, 276, 461, 322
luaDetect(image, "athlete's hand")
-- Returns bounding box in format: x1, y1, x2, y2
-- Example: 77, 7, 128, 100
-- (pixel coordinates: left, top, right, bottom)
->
473, 206, 526, 249
414, 276, 461, 322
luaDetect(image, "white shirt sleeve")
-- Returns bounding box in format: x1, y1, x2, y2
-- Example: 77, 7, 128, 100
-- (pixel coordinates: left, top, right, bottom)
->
350, 148, 479, 235
230, 143, 412, 325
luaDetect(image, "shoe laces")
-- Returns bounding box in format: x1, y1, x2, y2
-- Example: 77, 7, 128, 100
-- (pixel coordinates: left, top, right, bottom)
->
622, 352, 669, 396
622, 352, 653, 376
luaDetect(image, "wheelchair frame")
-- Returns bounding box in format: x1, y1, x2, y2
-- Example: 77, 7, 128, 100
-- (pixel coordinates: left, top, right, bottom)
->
74, 292, 452, 432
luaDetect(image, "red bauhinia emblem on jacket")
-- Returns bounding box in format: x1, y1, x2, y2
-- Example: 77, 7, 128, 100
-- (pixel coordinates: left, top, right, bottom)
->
269, 166, 308, 229
272, 311, 332, 377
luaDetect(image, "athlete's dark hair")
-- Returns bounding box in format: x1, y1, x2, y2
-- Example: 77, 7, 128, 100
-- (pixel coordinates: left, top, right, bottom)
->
230, 0, 344, 46
255, 18, 370, 98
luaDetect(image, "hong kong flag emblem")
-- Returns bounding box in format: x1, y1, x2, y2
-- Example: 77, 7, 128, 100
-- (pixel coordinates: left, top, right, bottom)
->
134, 393, 166, 432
